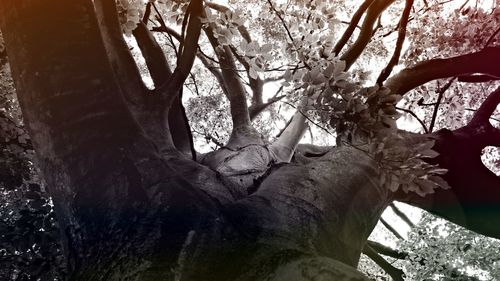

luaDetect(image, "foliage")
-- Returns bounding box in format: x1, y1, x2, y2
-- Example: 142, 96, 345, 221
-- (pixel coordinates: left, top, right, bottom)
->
0, 43, 64, 281
400, 213, 500, 281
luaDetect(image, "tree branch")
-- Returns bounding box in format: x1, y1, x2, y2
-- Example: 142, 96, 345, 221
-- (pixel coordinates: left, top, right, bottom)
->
93, 0, 148, 104
429, 77, 455, 133
385, 47, 500, 97
362, 244, 405, 281
155, 0, 204, 106
333, 0, 376, 56
395, 106, 429, 133
380, 217, 404, 240
340, 0, 396, 69
366, 240, 408, 260
457, 74, 500, 83
203, 23, 252, 131
376, 0, 413, 85
132, 21, 196, 158
133, 21, 171, 85
469, 86, 500, 129
388, 203, 415, 228
397, 87, 500, 240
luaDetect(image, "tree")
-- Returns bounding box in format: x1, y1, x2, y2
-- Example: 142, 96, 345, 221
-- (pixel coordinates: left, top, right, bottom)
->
0, 0, 499, 280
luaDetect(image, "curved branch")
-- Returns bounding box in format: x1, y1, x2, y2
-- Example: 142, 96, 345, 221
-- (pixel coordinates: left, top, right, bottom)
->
395, 106, 429, 133
458, 74, 500, 83
380, 217, 403, 240
385, 47, 500, 96
340, 0, 396, 69
333, 0, 376, 56
469, 86, 500, 128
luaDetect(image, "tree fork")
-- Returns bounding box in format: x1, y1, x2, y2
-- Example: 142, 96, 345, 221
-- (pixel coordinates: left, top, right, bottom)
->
398, 87, 500, 239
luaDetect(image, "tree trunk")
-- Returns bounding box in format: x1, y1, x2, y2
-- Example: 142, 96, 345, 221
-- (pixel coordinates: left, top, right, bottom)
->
0, 1, 426, 280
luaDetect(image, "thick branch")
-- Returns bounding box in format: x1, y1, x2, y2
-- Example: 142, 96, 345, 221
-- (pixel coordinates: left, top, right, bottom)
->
228, 45, 265, 112
340, 0, 396, 69
133, 22, 196, 158
133, 21, 172, 85
397, 87, 500, 239
93, 0, 148, 104
204, 24, 252, 131
151, 24, 230, 99
469, 86, 500, 128
385, 47, 500, 96
269, 105, 309, 162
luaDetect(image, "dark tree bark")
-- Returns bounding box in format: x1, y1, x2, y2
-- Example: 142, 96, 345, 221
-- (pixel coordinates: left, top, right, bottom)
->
1, 0, 499, 280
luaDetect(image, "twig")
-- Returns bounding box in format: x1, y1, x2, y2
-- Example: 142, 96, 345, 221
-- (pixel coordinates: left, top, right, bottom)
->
429, 77, 455, 133
395, 106, 429, 133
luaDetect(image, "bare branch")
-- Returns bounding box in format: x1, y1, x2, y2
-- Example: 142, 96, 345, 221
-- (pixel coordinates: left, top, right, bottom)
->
385, 47, 500, 96
395, 106, 429, 133
380, 217, 403, 239
340, 0, 396, 69
388, 203, 415, 228
366, 240, 408, 259
333, 0, 376, 56
376, 0, 413, 85
429, 77, 455, 133
362, 244, 405, 281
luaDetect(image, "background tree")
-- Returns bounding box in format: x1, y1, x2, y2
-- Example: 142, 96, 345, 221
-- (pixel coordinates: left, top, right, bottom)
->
0, 0, 499, 280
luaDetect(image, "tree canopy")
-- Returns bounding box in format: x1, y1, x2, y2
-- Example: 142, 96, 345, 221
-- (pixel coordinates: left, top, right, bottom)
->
0, 0, 499, 280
